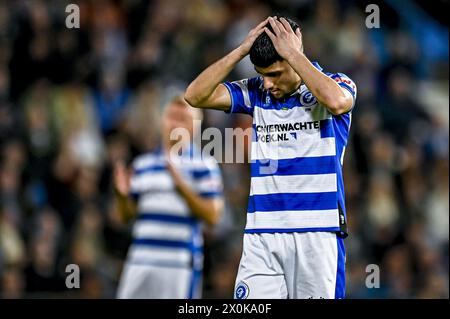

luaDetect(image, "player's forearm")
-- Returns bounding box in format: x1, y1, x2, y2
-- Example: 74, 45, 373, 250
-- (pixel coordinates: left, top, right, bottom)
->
114, 190, 136, 224
184, 47, 246, 108
287, 52, 350, 115
174, 179, 222, 226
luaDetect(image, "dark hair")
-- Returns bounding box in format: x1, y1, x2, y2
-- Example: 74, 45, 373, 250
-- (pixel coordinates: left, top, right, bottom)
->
249, 16, 301, 68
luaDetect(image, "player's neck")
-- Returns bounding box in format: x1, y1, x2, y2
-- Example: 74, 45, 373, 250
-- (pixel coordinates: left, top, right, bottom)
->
284, 80, 303, 98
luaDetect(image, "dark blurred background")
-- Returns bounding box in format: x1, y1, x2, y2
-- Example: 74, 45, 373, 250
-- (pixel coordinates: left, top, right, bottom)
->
0, 0, 448, 299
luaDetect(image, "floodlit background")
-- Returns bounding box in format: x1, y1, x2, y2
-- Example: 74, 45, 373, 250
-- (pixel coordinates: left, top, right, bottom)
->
0, 0, 448, 298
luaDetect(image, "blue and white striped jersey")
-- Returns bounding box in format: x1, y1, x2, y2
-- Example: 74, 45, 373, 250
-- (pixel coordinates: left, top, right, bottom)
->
223, 62, 357, 236
128, 145, 223, 270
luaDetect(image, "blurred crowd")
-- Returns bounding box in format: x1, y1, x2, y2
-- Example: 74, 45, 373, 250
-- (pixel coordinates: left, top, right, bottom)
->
0, 0, 448, 299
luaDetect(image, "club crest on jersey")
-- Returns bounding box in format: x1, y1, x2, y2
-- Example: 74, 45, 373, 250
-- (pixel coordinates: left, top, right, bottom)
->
264, 95, 271, 106
235, 282, 249, 299
300, 91, 317, 106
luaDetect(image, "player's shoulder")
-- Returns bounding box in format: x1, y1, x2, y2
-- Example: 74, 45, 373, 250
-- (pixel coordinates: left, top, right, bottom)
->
319, 63, 357, 96
317, 61, 356, 87
326, 72, 355, 82
231, 76, 263, 91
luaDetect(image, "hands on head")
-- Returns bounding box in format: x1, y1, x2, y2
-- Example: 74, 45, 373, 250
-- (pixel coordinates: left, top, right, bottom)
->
239, 17, 270, 55
240, 16, 303, 60
265, 16, 303, 60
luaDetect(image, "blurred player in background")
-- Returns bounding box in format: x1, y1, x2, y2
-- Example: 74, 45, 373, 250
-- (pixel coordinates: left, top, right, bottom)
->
113, 96, 224, 299
185, 16, 357, 299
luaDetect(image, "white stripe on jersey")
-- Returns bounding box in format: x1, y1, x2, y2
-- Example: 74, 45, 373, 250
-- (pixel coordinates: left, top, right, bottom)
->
234, 80, 251, 108
132, 221, 193, 242
128, 245, 192, 265
246, 209, 340, 230
132, 152, 219, 172
250, 173, 337, 196
137, 192, 190, 216
251, 137, 336, 160
131, 172, 174, 193
133, 154, 164, 171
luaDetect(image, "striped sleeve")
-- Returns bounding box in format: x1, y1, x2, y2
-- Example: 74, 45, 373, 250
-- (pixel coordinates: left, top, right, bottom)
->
192, 158, 223, 199
223, 77, 259, 115
328, 73, 357, 108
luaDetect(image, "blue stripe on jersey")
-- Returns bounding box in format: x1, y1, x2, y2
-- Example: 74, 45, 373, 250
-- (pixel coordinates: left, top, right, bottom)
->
244, 227, 340, 234
192, 169, 220, 180
247, 192, 338, 213
251, 156, 337, 177
137, 213, 197, 225
188, 269, 202, 299
338, 82, 356, 98
333, 113, 351, 149
192, 169, 211, 179
130, 192, 139, 202
223, 82, 250, 115
333, 112, 352, 231
199, 191, 222, 198
251, 124, 257, 142
320, 119, 334, 138
335, 236, 346, 299
312, 61, 323, 71
134, 164, 166, 175
223, 78, 263, 115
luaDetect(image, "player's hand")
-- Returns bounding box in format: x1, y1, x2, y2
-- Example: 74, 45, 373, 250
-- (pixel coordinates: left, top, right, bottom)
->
264, 17, 303, 61
165, 155, 184, 191
113, 160, 131, 196
238, 17, 270, 56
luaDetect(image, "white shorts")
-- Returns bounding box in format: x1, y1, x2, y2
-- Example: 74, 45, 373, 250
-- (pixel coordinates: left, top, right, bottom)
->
117, 262, 202, 299
234, 232, 346, 299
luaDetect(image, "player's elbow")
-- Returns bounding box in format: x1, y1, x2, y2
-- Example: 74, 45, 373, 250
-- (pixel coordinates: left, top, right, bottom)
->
184, 87, 203, 108
183, 92, 197, 107
326, 97, 352, 115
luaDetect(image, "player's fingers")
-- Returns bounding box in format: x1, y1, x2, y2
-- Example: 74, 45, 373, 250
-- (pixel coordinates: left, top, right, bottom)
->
268, 17, 281, 35
253, 27, 265, 38
264, 27, 276, 41
253, 17, 270, 31
295, 28, 302, 39
280, 18, 293, 33
275, 18, 286, 33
